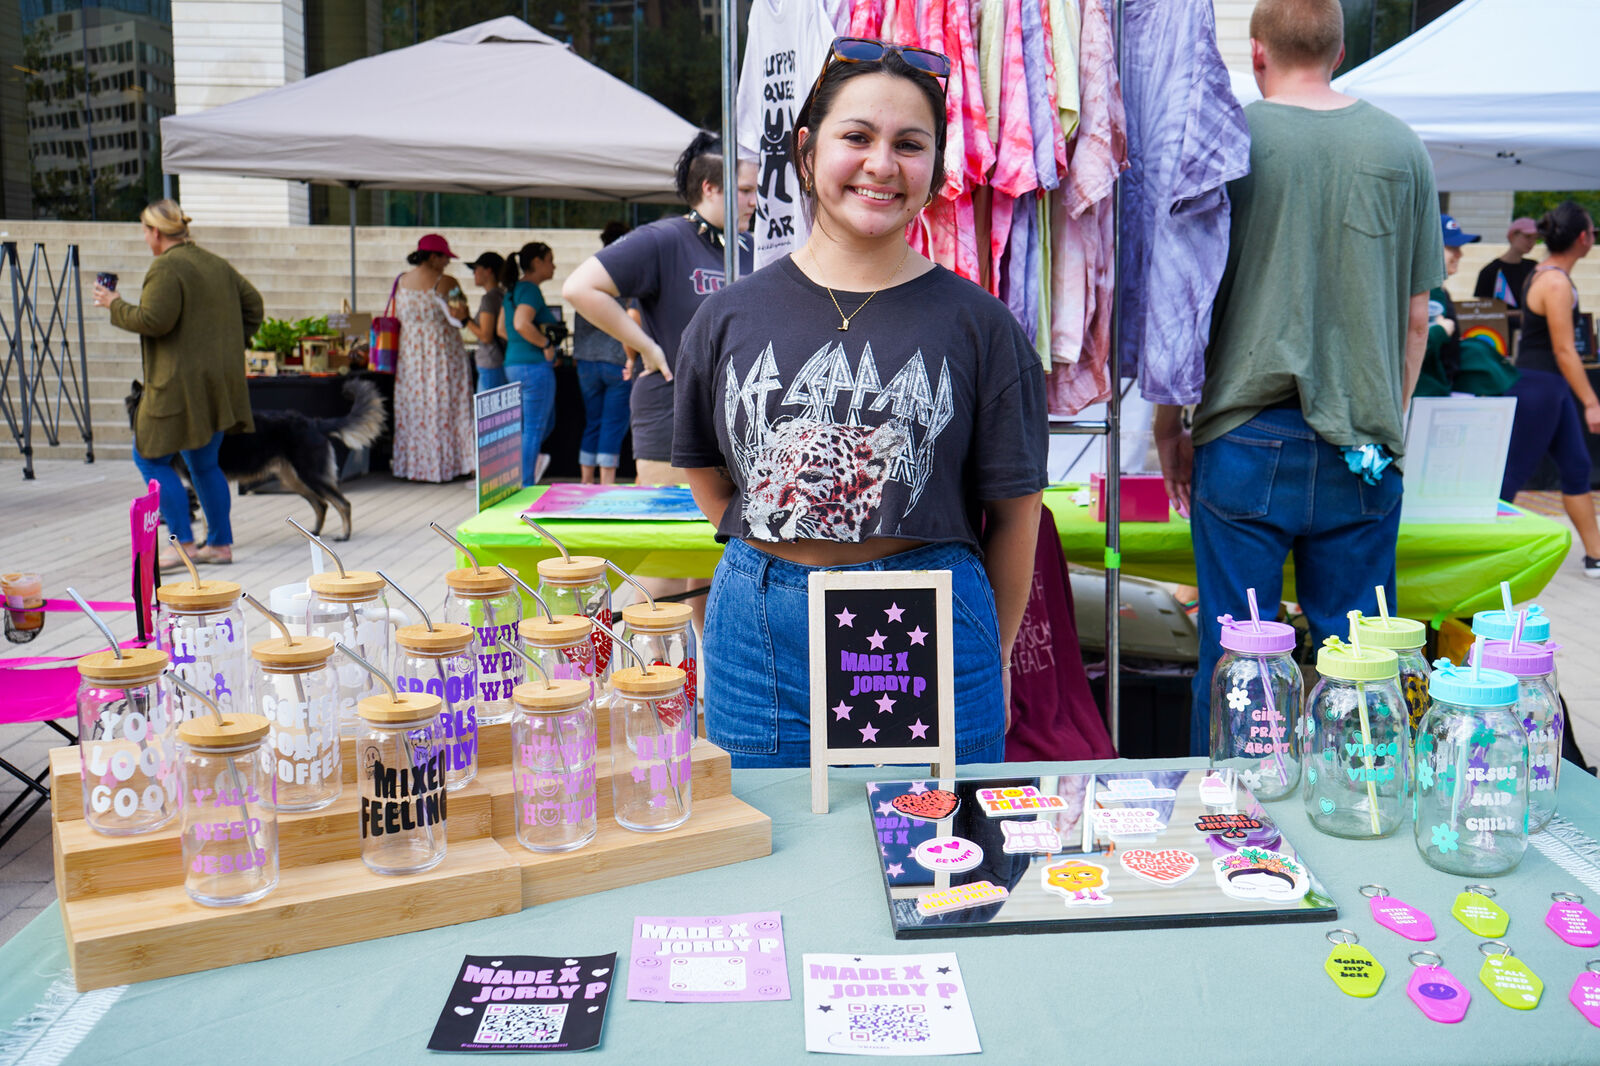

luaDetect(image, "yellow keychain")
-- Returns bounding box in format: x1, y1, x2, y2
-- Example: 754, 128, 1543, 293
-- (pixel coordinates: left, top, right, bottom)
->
1478, 941, 1542, 1010
1325, 929, 1385, 998
1453, 884, 1510, 938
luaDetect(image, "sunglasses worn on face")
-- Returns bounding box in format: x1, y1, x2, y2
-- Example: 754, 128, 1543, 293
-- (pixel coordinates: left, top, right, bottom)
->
813, 36, 952, 98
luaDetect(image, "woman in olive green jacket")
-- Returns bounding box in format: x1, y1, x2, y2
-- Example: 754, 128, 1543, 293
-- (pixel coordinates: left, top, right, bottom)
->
93, 200, 262, 566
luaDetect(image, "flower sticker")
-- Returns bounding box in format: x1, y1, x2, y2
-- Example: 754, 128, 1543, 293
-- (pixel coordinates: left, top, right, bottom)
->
1416, 763, 1434, 790
1430, 823, 1460, 854
1226, 684, 1251, 713
1239, 769, 1264, 791
1416, 731, 1435, 755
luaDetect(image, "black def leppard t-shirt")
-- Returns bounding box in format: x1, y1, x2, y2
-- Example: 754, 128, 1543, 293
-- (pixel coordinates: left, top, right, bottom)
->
672, 256, 1049, 552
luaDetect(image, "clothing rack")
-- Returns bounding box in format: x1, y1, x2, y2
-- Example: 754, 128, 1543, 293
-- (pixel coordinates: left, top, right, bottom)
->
715, 0, 1129, 747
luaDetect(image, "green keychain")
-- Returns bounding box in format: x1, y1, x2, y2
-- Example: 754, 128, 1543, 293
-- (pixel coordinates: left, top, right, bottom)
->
1325, 929, 1385, 998
1453, 884, 1510, 938
1478, 941, 1542, 1010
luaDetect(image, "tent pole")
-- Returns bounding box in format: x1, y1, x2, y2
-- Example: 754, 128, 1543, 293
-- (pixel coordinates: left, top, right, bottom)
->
348, 184, 358, 310
719, 0, 739, 283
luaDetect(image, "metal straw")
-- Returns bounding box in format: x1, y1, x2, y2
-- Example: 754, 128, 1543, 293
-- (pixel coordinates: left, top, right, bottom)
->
287, 517, 347, 578
504, 638, 553, 689
66, 586, 122, 660
607, 560, 656, 611
503, 640, 579, 832
334, 641, 437, 855
598, 620, 683, 815
242, 593, 313, 763
498, 564, 554, 621
167, 671, 261, 855
520, 516, 571, 561
169, 535, 203, 589
430, 522, 482, 573
242, 593, 296, 647
377, 572, 434, 632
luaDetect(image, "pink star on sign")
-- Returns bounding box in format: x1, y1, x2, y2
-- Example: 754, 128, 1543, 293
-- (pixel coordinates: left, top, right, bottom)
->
886, 862, 905, 877
832, 700, 852, 721
885, 603, 905, 623
834, 607, 855, 627
867, 630, 887, 650
908, 719, 929, 740
876, 693, 896, 714
906, 626, 928, 646
860, 723, 879, 743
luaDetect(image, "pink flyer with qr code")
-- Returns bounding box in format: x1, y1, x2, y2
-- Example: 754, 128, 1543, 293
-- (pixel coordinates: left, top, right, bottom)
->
626, 911, 791, 1002
802, 952, 979, 1056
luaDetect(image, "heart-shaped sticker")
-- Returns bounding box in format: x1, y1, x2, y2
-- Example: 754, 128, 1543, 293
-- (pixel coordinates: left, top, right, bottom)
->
587, 1006, 599, 1013
1319, 798, 1336, 815
891, 789, 960, 822
1119, 848, 1200, 885
454, 1006, 473, 1016
489, 960, 503, 967
592, 968, 610, 977
565, 958, 579, 966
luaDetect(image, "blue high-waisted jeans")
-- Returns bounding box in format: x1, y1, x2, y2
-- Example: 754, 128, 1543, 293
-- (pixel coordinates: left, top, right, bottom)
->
132, 430, 231, 546
704, 538, 1006, 768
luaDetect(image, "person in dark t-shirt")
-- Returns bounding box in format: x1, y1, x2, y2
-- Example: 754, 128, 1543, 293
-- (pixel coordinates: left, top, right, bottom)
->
1474, 217, 1541, 334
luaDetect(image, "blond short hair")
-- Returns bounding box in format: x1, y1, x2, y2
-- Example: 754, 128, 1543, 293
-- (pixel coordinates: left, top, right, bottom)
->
1250, 0, 1344, 69
140, 199, 192, 241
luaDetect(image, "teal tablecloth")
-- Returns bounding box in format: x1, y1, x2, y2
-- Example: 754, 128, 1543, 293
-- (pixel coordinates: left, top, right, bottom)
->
3, 760, 1599, 1063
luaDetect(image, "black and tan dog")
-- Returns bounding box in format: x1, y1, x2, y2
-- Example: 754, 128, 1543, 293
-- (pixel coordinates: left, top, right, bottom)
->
126, 377, 386, 541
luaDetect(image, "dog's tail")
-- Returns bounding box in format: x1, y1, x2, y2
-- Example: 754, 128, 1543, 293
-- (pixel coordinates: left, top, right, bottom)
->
315, 378, 388, 451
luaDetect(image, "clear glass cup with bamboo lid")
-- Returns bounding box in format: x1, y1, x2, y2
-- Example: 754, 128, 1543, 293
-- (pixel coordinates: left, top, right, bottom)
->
608, 633, 692, 833
384, 571, 477, 792
244, 593, 341, 812
616, 562, 698, 720
77, 643, 177, 835
508, 646, 598, 852
523, 517, 613, 680
299, 543, 403, 737
155, 539, 249, 716
433, 523, 523, 727
518, 610, 599, 698
176, 689, 278, 907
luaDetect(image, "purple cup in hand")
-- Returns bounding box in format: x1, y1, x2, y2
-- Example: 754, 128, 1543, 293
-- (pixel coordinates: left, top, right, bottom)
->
96, 272, 118, 291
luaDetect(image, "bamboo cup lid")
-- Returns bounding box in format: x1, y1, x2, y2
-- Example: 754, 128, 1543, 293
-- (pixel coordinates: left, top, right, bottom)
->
306, 570, 386, 600
535, 555, 606, 583
446, 566, 515, 596
356, 692, 442, 724
179, 712, 271, 749
394, 622, 473, 655
156, 578, 242, 610
621, 601, 693, 631
612, 664, 686, 698
250, 635, 336, 668
519, 614, 593, 646
512, 678, 592, 712
77, 647, 169, 683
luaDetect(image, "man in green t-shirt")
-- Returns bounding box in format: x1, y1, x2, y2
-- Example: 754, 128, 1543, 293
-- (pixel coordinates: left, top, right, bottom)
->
1153, 0, 1444, 755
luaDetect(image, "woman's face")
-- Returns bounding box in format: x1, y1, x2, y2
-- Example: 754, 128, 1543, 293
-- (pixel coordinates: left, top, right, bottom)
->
695, 161, 759, 234
803, 73, 938, 243
531, 253, 556, 283
1444, 245, 1462, 276
472, 264, 494, 289
142, 223, 161, 256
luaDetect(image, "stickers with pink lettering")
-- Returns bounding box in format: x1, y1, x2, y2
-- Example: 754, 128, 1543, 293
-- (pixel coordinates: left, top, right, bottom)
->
626, 912, 789, 1002
428, 953, 616, 1052
999, 820, 1062, 854
1090, 806, 1166, 839
803, 952, 979, 1055
1118, 849, 1200, 886
1212, 847, 1308, 904
1197, 772, 1235, 807
975, 784, 1066, 817
1041, 859, 1113, 906
913, 835, 983, 874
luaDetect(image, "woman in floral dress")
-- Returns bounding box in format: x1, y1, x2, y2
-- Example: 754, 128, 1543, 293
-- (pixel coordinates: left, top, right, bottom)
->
391, 233, 475, 482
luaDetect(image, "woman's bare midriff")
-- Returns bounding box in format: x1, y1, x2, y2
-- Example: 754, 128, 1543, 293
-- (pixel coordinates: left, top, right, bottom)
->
742, 536, 929, 567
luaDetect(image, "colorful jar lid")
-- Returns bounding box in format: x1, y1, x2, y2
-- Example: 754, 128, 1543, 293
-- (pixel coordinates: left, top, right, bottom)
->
1351, 611, 1425, 650
1471, 606, 1550, 643
1428, 658, 1519, 706
155, 578, 242, 611
356, 691, 442, 724
306, 570, 387, 600
1471, 639, 1558, 679
622, 601, 694, 632
250, 634, 336, 668
612, 664, 686, 698
1217, 613, 1296, 654
518, 614, 593, 646
178, 712, 271, 749
445, 566, 515, 596
512, 678, 591, 712
1315, 637, 1397, 681
76, 646, 170, 683
536, 555, 607, 583
394, 622, 473, 655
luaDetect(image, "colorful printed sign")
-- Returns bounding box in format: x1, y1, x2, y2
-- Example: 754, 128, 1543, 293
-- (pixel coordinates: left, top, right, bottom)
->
1118, 849, 1199, 886
1195, 813, 1264, 840
802, 952, 980, 1056
912, 836, 983, 874
890, 787, 959, 822
428, 953, 616, 1052
627, 913, 789, 1003
999, 820, 1061, 854
474, 383, 522, 512
975, 785, 1066, 816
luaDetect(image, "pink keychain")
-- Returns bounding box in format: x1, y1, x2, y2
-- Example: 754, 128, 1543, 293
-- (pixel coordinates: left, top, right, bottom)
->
1406, 950, 1471, 1024
1361, 884, 1436, 941
1547, 892, 1600, 948
1572, 960, 1600, 1028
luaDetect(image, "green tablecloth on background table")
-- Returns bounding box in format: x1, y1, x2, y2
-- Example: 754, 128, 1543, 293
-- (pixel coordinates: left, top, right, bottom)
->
457, 487, 1571, 622
2, 760, 1598, 1064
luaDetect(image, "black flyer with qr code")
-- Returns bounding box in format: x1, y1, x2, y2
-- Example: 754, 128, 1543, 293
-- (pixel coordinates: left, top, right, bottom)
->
428, 953, 617, 1052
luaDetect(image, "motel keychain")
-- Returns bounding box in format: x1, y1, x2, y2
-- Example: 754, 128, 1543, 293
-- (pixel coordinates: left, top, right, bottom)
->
1406, 951, 1471, 1024
1361, 884, 1436, 941
1324, 929, 1384, 998
1453, 884, 1510, 937
1478, 941, 1543, 1010
1547, 892, 1600, 947
1571, 960, 1600, 1028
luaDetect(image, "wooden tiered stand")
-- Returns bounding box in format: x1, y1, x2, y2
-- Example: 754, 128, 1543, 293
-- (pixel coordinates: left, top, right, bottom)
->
48, 705, 771, 991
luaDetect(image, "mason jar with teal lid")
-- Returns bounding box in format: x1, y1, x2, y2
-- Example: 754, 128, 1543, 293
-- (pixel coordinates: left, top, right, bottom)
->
1414, 656, 1528, 876
1353, 611, 1429, 732
1304, 635, 1408, 839
1472, 605, 1555, 691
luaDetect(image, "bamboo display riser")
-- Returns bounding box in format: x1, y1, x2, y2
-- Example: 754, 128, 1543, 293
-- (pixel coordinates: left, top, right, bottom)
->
50, 722, 771, 991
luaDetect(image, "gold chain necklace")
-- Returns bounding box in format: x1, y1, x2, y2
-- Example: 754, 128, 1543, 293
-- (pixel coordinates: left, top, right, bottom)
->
808, 243, 911, 331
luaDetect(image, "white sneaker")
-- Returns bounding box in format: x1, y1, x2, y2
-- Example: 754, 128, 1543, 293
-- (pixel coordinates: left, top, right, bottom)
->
533, 453, 552, 483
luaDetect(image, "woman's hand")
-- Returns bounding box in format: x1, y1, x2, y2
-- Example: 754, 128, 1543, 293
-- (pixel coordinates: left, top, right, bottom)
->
635, 339, 671, 382
1440, 317, 1456, 338
1585, 402, 1600, 436
92, 283, 116, 308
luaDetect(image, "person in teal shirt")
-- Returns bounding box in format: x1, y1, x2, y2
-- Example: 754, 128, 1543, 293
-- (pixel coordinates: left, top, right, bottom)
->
498, 242, 563, 484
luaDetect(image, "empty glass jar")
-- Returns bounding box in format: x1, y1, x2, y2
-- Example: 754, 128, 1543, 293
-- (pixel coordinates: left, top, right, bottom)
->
1209, 612, 1302, 800
1303, 637, 1408, 839
1414, 659, 1528, 876
179, 712, 278, 906
1353, 611, 1430, 732
1473, 639, 1563, 832
536, 555, 613, 679
157, 578, 249, 716
610, 665, 692, 832
443, 566, 523, 727
304, 569, 402, 736
76, 647, 177, 835
621, 601, 699, 718
250, 634, 341, 812
356, 690, 448, 875
511, 677, 599, 852
518, 613, 599, 696
394, 622, 477, 792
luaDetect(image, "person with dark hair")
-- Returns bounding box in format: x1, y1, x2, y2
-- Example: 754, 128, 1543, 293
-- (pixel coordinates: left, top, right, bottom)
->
388, 233, 474, 482
1500, 200, 1600, 575
572, 223, 635, 485
671, 39, 1048, 768
1474, 217, 1541, 333
497, 242, 562, 484
461, 250, 507, 391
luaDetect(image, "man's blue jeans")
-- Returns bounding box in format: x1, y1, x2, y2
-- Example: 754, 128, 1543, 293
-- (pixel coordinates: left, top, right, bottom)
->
1189, 409, 1402, 755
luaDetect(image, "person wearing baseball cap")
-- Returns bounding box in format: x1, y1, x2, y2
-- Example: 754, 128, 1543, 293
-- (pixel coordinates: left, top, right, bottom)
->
1474, 216, 1541, 330
390, 232, 475, 482
461, 251, 508, 391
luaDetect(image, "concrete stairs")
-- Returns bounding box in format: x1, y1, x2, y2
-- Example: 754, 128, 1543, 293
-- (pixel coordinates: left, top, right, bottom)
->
0, 222, 603, 469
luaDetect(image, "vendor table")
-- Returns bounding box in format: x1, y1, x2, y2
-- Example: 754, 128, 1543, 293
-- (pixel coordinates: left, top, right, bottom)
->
2, 759, 1597, 1064
457, 487, 1571, 622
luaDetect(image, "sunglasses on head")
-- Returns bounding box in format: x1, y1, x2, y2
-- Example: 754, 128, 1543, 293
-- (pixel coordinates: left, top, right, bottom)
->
812, 37, 952, 98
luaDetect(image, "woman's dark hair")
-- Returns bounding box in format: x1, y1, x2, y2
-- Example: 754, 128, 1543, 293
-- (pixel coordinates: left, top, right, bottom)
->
472, 251, 505, 279
501, 241, 552, 288
789, 48, 948, 212
406, 249, 443, 266
599, 221, 630, 247
674, 131, 725, 206
1537, 200, 1595, 254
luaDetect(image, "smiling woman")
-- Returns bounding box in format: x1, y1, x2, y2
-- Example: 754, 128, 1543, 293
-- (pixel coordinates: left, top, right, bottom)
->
669, 39, 1049, 770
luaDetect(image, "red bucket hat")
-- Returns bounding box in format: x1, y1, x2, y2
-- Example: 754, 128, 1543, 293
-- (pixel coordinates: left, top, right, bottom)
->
415, 233, 457, 258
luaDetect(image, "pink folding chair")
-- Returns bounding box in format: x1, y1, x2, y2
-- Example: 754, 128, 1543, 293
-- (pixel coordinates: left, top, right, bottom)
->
0, 481, 160, 848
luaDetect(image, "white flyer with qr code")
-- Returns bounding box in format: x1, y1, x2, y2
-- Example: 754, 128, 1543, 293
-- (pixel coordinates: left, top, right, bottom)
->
802, 952, 979, 1056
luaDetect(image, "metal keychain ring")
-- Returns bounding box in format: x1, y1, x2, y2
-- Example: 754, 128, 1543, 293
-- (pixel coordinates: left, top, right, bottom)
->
1358, 884, 1389, 899
1464, 883, 1497, 898
1326, 928, 1360, 946
1587, 959, 1600, 974
1408, 950, 1444, 969
1478, 939, 1514, 958
1553, 891, 1585, 904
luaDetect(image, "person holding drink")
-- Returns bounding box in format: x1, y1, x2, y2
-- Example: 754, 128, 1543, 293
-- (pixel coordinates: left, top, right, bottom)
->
390, 234, 475, 483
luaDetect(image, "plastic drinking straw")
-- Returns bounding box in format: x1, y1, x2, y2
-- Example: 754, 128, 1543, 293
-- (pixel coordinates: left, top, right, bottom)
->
497, 564, 554, 622
505, 641, 577, 813
167, 671, 261, 855
1375, 585, 1391, 624
241, 593, 312, 748
1347, 611, 1383, 835
520, 516, 572, 562
1500, 581, 1514, 617
1511, 610, 1525, 655
335, 641, 437, 854
1246, 588, 1289, 786
598, 621, 685, 815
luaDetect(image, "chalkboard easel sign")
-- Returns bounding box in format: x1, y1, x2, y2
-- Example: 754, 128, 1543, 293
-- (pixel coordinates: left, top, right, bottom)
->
474, 382, 523, 512
808, 570, 956, 813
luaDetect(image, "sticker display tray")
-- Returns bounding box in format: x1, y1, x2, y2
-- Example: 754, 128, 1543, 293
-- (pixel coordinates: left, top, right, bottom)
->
869, 769, 1337, 938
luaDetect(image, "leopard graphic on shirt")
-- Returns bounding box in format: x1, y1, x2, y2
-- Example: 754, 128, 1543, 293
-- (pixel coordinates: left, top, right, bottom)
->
725, 338, 953, 543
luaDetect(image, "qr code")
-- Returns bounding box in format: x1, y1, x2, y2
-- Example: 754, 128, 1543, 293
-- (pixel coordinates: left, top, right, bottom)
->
669, 955, 747, 992
475, 1003, 568, 1045
847, 1002, 929, 1044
